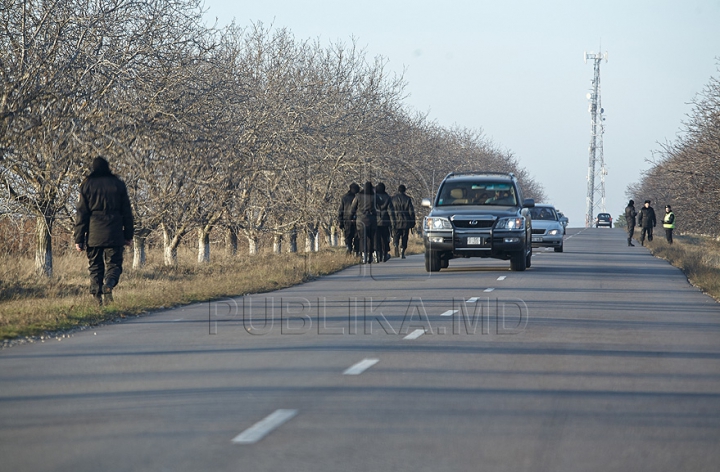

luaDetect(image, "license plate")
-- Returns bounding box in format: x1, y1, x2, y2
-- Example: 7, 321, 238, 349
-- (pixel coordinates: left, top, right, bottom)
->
467, 237, 485, 245
532, 236, 543, 242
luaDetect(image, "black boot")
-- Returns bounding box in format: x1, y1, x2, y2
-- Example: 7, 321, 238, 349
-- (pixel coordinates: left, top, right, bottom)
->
401, 248, 406, 259
628, 238, 634, 247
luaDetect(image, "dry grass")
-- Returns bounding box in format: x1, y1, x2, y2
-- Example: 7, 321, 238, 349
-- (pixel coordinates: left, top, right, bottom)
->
0, 237, 425, 340
643, 232, 720, 302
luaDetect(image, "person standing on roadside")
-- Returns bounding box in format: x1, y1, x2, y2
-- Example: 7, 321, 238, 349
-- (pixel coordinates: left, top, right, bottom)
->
74, 157, 134, 305
391, 184, 416, 258
373, 182, 395, 263
637, 199, 656, 246
663, 205, 675, 244
624, 199, 637, 246
338, 183, 360, 256
350, 182, 377, 264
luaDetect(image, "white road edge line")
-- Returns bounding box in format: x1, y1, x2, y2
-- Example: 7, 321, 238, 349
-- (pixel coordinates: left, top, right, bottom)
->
484, 288, 495, 292
231, 409, 298, 444
404, 329, 425, 340
343, 358, 379, 375
440, 309, 458, 317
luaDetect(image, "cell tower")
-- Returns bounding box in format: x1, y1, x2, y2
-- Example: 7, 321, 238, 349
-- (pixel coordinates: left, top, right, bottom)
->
584, 50, 608, 227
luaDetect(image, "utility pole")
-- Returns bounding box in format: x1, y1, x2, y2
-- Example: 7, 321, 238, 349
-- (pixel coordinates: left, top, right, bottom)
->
584, 50, 608, 227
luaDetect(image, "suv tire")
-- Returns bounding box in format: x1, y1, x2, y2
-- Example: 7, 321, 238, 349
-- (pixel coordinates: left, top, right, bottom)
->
510, 251, 527, 271
554, 244, 564, 253
425, 250, 442, 272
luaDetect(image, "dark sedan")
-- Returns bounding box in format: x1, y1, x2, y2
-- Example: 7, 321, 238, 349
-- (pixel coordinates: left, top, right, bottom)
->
595, 213, 612, 228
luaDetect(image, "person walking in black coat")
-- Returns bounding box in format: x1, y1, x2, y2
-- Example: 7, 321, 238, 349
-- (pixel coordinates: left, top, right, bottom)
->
624, 199, 637, 246
391, 184, 416, 258
373, 182, 395, 263
74, 157, 134, 305
637, 199, 656, 246
350, 182, 377, 264
338, 183, 360, 255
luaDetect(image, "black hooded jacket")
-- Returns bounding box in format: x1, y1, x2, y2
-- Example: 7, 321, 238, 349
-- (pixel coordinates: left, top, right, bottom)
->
74, 158, 134, 247
624, 203, 637, 228
374, 183, 395, 227
350, 182, 377, 227
337, 184, 359, 228
391, 191, 416, 229
638, 205, 656, 229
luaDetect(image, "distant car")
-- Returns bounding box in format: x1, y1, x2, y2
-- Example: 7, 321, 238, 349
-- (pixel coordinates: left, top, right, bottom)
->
529, 204, 564, 252
595, 213, 612, 228
556, 211, 569, 234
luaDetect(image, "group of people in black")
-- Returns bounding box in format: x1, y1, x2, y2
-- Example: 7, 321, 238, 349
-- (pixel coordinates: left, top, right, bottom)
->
624, 199, 676, 247
338, 181, 416, 264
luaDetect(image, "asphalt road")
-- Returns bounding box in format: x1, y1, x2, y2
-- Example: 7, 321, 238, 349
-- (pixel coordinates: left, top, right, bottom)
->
2, 228, 720, 472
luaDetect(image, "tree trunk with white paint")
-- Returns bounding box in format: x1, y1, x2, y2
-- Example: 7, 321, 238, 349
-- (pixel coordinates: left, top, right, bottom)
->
133, 234, 147, 269
273, 234, 282, 254
197, 226, 211, 263
34, 215, 53, 277
247, 235, 258, 255
161, 223, 185, 266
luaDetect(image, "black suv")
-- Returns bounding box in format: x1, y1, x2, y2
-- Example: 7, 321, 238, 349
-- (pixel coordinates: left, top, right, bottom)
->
421, 172, 535, 272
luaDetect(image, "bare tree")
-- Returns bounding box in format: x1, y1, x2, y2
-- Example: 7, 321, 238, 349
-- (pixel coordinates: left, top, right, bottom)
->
0, 0, 212, 274
630, 61, 720, 238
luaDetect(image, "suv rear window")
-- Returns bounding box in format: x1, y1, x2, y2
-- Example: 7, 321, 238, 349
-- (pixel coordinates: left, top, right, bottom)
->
437, 181, 517, 206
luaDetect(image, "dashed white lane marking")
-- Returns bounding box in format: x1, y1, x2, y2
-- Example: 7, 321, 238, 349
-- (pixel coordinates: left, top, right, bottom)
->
466, 297, 478, 303
440, 309, 458, 317
404, 329, 425, 340
484, 288, 495, 292
232, 409, 298, 444
497, 276, 507, 281
173, 319, 184, 322
343, 358, 379, 375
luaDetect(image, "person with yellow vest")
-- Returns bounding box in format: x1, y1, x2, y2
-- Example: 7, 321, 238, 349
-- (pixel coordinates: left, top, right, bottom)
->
663, 205, 676, 244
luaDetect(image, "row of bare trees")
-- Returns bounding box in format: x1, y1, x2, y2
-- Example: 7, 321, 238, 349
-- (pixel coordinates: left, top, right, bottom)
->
1, 0, 545, 277
628, 62, 720, 238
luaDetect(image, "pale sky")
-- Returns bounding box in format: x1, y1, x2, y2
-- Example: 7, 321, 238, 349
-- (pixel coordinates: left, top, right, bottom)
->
202, 0, 719, 226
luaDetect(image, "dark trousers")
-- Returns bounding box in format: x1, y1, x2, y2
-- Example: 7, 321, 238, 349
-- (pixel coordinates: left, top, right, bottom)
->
627, 225, 635, 243
640, 226, 654, 244
375, 226, 391, 256
665, 228, 673, 244
87, 246, 124, 294
342, 223, 358, 253
356, 221, 376, 259
393, 228, 410, 249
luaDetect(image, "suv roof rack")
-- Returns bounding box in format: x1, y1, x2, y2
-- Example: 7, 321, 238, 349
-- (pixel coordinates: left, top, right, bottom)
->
445, 171, 515, 179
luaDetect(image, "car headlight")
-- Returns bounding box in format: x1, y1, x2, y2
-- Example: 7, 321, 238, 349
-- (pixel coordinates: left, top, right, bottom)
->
548, 229, 559, 235
424, 217, 453, 230
495, 217, 525, 230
